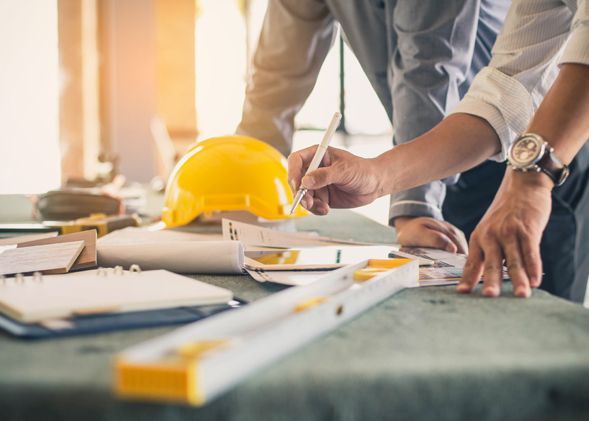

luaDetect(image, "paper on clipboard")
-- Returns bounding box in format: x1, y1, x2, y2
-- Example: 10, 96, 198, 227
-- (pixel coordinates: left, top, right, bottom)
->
222, 218, 373, 248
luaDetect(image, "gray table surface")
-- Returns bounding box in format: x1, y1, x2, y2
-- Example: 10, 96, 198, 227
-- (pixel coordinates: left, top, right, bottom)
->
1, 210, 589, 421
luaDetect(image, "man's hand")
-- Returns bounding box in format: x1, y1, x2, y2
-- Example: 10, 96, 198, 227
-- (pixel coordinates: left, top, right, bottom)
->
395, 217, 468, 254
287, 146, 384, 215
459, 169, 553, 298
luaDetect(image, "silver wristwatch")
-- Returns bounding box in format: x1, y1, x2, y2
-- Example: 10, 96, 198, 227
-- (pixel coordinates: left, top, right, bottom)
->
507, 133, 569, 186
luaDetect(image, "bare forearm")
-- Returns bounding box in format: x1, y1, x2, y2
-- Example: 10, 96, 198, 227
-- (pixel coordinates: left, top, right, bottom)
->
375, 114, 501, 196
375, 64, 589, 197
527, 64, 589, 164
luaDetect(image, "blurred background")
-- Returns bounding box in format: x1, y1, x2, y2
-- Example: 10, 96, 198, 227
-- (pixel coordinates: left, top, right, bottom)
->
0, 0, 393, 223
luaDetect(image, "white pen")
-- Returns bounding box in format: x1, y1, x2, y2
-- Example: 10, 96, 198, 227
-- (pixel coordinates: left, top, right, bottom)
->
289, 111, 342, 215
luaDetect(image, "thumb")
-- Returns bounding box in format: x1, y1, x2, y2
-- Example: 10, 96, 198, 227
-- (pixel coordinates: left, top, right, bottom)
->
302, 166, 340, 190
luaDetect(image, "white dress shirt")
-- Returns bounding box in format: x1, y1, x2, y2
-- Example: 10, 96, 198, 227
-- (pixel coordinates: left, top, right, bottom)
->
450, 0, 589, 161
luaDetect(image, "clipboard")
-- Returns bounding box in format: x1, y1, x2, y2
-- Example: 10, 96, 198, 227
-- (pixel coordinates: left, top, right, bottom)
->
0, 299, 246, 339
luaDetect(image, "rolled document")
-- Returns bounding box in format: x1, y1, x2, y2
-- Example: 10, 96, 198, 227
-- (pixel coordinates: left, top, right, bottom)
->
97, 228, 244, 274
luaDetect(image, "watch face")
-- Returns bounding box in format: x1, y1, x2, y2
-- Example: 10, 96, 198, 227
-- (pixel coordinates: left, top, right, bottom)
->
510, 136, 543, 167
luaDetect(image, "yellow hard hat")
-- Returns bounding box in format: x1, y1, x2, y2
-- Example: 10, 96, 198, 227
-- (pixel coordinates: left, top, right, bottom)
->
162, 135, 307, 227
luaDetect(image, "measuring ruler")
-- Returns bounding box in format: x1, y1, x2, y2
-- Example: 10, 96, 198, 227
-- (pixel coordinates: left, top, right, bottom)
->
114, 258, 419, 405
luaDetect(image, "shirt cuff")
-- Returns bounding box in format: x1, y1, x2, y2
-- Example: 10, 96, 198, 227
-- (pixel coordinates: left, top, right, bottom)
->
559, 23, 589, 66
449, 67, 534, 162
389, 200, 444, 222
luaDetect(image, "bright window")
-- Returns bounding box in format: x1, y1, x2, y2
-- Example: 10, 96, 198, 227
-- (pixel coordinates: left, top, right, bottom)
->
0, 1, 61, 194
194, 0, 390, 137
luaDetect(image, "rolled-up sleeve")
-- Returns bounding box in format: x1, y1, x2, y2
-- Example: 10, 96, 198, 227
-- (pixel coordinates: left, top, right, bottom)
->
559, 1, 589, 65
449, 0, 576, 161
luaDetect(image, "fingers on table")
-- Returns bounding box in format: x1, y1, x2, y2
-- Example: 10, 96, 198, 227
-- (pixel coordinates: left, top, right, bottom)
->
459, 243, 484, 294
503, 235, 531, 298
460, 229, 540, 298
521, 235, 543, 288
480, 238, 505, 297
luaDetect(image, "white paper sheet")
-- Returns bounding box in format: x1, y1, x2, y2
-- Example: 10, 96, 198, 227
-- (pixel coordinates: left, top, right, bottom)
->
246, 247, 485, 287
0, 269, 233, 322
246, 268, 328, 286
222, 218, 373, 248
97, 227, 244, 274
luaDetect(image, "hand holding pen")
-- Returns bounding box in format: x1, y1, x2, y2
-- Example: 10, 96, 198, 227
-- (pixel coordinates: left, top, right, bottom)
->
289, 112, 342, 215
288, 111, 386, 215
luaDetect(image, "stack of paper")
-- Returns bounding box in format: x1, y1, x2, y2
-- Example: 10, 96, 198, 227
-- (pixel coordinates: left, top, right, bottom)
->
247, 247, 483, 287
222, 219, 371, 248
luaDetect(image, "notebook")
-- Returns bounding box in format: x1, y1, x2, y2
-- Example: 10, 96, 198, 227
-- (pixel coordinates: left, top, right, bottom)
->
0, 268, 233, 323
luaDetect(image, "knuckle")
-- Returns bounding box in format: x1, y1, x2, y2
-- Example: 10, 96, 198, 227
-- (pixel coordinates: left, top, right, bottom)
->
479, 230, 495, 244
499, 223, 518, 238
469, 231, 481, 244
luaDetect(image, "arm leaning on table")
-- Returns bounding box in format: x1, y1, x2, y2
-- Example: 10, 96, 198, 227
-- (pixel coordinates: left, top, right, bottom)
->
236, 0, 336, 156
288, 0, 589, 298
385, 0, 509, 255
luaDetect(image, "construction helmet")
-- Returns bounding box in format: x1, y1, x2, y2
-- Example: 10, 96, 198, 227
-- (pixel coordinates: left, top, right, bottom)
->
162, 135, 307, 227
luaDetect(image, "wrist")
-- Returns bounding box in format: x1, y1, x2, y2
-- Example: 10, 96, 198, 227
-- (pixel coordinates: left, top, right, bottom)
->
393, 216, 414, 230
505, 167, 555, 192
373, 149, 398, 196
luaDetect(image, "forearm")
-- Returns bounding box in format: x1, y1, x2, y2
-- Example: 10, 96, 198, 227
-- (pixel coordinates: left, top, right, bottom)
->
375, 114, 500, 196
526, 64, 589, 164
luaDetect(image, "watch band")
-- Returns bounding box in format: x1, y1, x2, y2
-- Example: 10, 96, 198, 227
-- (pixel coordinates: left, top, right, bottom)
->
537, 146, 570, 186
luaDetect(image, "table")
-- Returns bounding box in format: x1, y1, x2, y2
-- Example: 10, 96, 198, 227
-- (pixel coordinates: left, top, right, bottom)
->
1, 210, 589, 421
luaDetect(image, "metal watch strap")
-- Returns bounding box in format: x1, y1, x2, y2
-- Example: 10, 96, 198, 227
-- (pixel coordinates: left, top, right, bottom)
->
537, 146, 569, 186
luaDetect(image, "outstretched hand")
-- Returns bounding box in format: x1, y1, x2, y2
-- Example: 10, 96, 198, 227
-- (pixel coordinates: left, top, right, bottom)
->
459, 170, 553, 298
